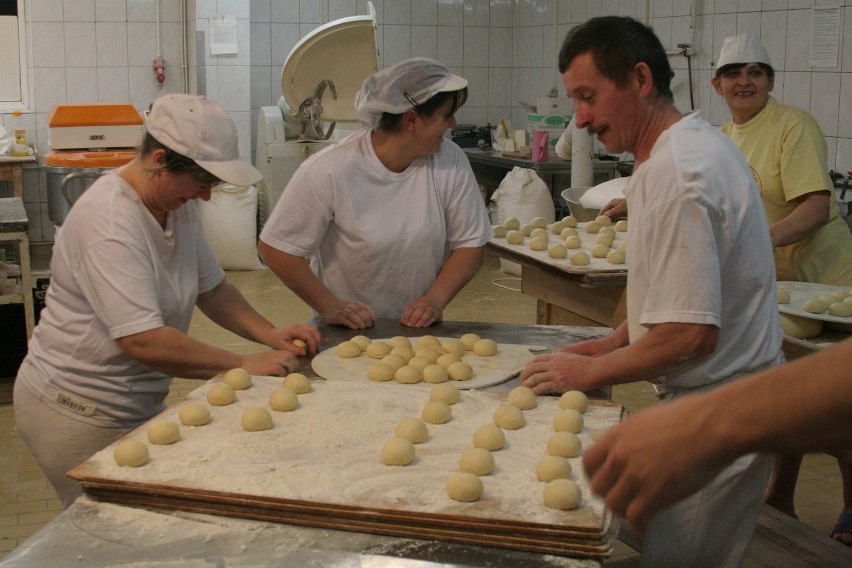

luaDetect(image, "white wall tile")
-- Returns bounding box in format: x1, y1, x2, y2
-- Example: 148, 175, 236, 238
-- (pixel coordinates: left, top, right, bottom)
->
412, 0, 438, 25
716, 0, 738, 13
215, 18, 251, 66
250, 65, 272, 108
97, 66, 130, 103
30, 0, 65, 22
438, 0, 464, 25
31, 22, 66, 68
463, 26, 489, 67
839, 72, 852, 138
217, 0, 249, 19
411, 26, 438, 59
96, 22, 129, 67
271, 0, 300, 22
63, 0, 95, 22
269, 23, 301, 66
762, 1, 788, 11
65, 67, 98, 102
490, 0, 513, 27
126, 23, 159, 67
127, 66, 167, 109
843, 6, 852, 73
735, 10, 761, 35
328, 0, 358, 20
488, 27, 513, 67
251, 22, 271, 66
385, 0, 411, 25
760, 10, 787, 70
229, 110, 252, 159
127, 0, 155, 22
784, 9, 810, 71
654, 0, 673, 18
382, 24, 412, 66
487, 66, 512, 106
771, 70, 785, 102
299, 0, 321, 23
712, 13, 737, 67
738, 0, 762, 12
782, 70, 811, 109
95, 0, 127, 22
251, 0, 271, 22
810, 72, 839, 136
787, 0, 814, 8
437, 26, 464, 66
531, 0, 552, 26
33, 67, 67, 113
216, 65, 250, 110
835, 136, 852, 173
462, 66, 488, 108
464, 0, 489, 27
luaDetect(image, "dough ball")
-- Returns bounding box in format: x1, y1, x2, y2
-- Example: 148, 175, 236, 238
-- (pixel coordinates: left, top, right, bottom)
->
223, 368, 252, 390
368, 363, 396, 382
387, 336, 412, 349
448, 361, 474, 381
473, 338, 498, 356
543, 479, 582, 510
441, 339, 466, 356
776, 288, 791, 304
283, 372, 311, 394
560, 227, 579, 240
114, 440, 149, 467
493, 224, 507, 238
178, 402, 211, 426
559, 390, 589, 412
537, 455, 573, 482
394, 365, 422, 384
564, 235, 582, 249
506, 230, 525, 244
606, 249, 626, 264
532, 216, 548, 229
779, 313, 823, 339
600, 226, 616, 238
366, 342, 392, 359
548, 243, 568, 259
529, 236, 548, 251
619, 241, 627, 252
819, 294, 836, 305
828, 302, 852, 317
845, 295, 852, 306
241, 407, 273, 432
408, 355, 433, 371
207, 383, 236, 406
337, 340, 362, 358
147, 421, 180, 445
269, 387, 299, 411
292, 339, 307, 349
803, 299, 828, 314
530, 227, 549, 240
446, 472, 483, 502
473, 424, 506, 450
831, 290, 849, 301
553, 409, 584, 433
380, 353, 407, 371
591, 243, 610, 258
547, 432, 582, 458
430, 383, 461, 405
594, 234, 614, 247
422, 400, 452, 424
414, 346, 441, 362
584, 221, 601, 234
459, 333, 481, 350
507, 385, 537, 410
570, 252, 591, 266
381, 437, 415, 466
414, 334, 439, 347
562, 216, 578, 228
395, 418, 428, 444
615, 220, 628, 232
521, 223, 535, 237
391, 346, 415, 361
504, 217, 521, 230
422, 364, 449, 384
493, 404, 524, 430
594, 215, 612, 226
436, 353, 462, 369
460, 448, 496, 476
551, 221, 567, 234
351, 335, 372, 350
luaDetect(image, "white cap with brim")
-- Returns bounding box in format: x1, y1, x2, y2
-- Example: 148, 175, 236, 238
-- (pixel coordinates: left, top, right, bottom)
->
355, 57, 468, 130
717, 33, 772, 69
145, 94, 262, 187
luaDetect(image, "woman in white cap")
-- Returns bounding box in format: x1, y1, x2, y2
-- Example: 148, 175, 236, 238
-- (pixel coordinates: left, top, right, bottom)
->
13, 94, 320, 508
259, 58, 492, 329
713, 34, 852, 545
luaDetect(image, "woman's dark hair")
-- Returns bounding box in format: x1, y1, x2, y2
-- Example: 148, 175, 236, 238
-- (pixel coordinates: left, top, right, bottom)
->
140, 133, 221, 187
377, 87, 468, 133
715, 62, 774, 80
558, 16, 674, 101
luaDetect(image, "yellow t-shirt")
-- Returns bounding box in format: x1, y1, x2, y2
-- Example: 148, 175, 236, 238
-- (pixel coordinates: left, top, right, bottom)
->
721, 99, 852, 285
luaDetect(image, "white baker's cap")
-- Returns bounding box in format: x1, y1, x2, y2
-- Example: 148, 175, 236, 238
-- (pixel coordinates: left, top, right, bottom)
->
717, 33, 772, 68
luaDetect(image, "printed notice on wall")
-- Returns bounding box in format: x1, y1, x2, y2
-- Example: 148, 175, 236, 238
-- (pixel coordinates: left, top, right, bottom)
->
808, 6, 840, 68
210, 15, 238, 55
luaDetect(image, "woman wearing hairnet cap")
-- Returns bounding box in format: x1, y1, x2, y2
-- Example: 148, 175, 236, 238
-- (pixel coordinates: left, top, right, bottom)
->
259, 58, 492, 329
712, 34, 852, 545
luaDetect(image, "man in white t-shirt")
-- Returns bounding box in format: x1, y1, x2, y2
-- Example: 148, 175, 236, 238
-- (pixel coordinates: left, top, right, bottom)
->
520, 17, 782, 567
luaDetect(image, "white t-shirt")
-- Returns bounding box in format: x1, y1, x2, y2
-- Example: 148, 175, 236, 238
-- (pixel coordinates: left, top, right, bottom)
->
260, 127, 492, 319
624, 112, 782, 388
18, 172, 225, 425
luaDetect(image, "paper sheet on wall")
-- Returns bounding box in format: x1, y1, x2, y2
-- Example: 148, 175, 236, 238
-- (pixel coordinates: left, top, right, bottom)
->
210, 15, 238, 55
808, 6, 840, 68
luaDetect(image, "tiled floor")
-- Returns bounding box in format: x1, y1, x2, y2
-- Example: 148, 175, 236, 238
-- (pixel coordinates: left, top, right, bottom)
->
0, 251, 845, 565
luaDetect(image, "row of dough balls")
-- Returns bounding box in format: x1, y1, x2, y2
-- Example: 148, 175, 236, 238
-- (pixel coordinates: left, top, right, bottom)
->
494, 215, 627, 237
113, 369, 312, 467
495, 220, 627, 266
778, 288, 852, 318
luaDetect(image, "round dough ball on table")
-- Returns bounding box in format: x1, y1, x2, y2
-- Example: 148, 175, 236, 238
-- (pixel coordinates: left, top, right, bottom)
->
803, 299, 828, 314
560, 227, 579, 240
391, 346, 415, 362
600, 226, 616, 238
529, 236, 548, 251
606, 249, 626, 264
147, 421, 180, 445
241, 407, 273, 432
441, 339, 466, 356
422, 400, 452, 424
293, 339, 307, 349
387, 336, 412, 350
551, 221, 567, 234
207, 383, 236, 406
447, 361, 474, 382
283, 372, 311, 394
564, 235, 582, 249
507, 386, 537, 410
459, 333, 481, 350
845, 296, 852, 306
430, 383, 461, 405
178, 402, 211, 426
548, 243, 568, 259
570, 252, 591, 267
114, 440, 149, 467
543, 478, 582, 510
493, 404, 524, 430
366, 342, 392, 359
553, 409, 584, 433
417, 335, 442, 348
520, 223, 534, 237
779, 313, 823, 339
473, 424, 506, 450
436, 353, 462, 369
422, 364, 449, 384
473, 338, 498, 356
562, 216, 578, 228
381, 437, 416, 466
559, 390, 589, 412
269, 387, 299, 411
828, 302, 852, 317
460, 448, 496, 476
492, 224, 507, 238
394, 365, 422, 384
831, 290, 849, 301
337, 340, 362, 358
351, 335, 372, 350
594, 233, 614, 247
530, 227, 549, 240
381, 353, 407, 371
594, 215, 612, 227
506, 230, 524, 245
504, 217, 521, 230
223, 368, 252, 390
447, 472, 484, 502
368, 363, 396, 382
532, 216, 548, 229
584, 221, 601, 234
615, 220, 628, 232
819, 294, 836, 306
591, 243, 610, 258
537, 455, 572, 482
414, 346, 441, 362
408, 355, 433, 371
547, 432, 582, 458
776, 288, 791, 304
619, 241, 627, 252
395, 418, 428, 444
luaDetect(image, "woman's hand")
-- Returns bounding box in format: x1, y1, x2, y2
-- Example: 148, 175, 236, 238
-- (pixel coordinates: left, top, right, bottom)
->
600, 198, 627, 219
322, 300, 376, 329
263, 323, 321, 355
400, 296, 443, 328
238, 350, 301, 377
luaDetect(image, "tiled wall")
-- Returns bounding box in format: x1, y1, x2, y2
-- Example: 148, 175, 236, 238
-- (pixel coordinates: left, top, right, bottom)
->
3, 0, 852, 243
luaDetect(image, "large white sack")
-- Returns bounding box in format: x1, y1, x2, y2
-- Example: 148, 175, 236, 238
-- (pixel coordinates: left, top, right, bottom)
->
197, 184, 264, 271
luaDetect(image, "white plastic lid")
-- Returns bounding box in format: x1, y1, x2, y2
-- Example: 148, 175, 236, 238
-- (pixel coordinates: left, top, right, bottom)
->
281, 5, 379, 123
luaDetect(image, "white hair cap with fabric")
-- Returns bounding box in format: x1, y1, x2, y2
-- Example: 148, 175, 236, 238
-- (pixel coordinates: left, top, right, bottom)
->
717, 33, 772, 69
354, 57, 468, 129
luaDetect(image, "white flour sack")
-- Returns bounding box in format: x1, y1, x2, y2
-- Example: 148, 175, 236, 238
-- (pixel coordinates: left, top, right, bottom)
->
197, 184, 264, 271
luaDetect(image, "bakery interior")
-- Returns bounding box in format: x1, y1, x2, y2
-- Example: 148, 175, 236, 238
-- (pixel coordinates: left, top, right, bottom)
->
1, 1, 852, 567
